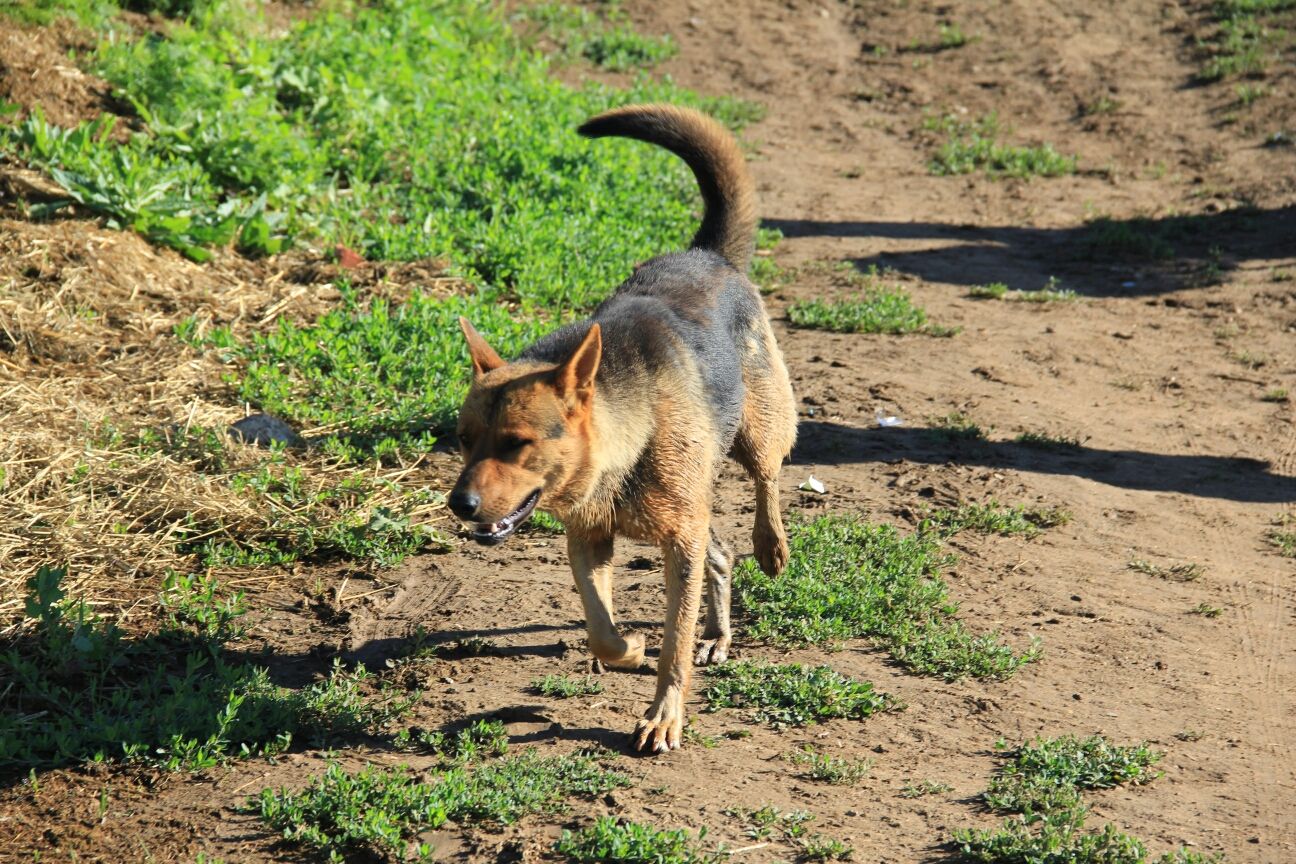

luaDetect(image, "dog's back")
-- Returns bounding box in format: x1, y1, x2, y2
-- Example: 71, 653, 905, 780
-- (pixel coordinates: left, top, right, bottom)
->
522, 106, 768, 451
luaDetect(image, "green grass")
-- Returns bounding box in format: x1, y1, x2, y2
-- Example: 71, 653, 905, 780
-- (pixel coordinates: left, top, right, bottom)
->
899, 779, 952, 798
788, 262, 953, 335
1, 0, 760, 461
518, 2, 678, 71
394, 719, 510, 764
1, 566, 412, 771
1127, 558, 1205, 582
1197, 0, 1296, 82
556, 817, 720, 864
969, 282, 1009, 299
951, 735, 1211, 864
1083, 216, 1177, 261
1261, 388, 1289, 403
257, 749, 630, 861
1190, 603, 1223, 618
939, 22, 969, 48
1268, 515, 1296, 558
531, 674, 604, 698
923, 501, 1072, 539
725, 805, 815, 841
926, 114, 1077, 178
786, 745, 873, 785
701, 660, 894, 728
735, 515, 1040, 680
926, 411, 987, 444
968, 279, 1079, 303
1015, 431, 1088, 451
983, 735, 1163, 814
799, 834, 854, 862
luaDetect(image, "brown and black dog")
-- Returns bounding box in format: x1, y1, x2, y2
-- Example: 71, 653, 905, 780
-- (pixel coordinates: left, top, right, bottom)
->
450, 104, 797, 752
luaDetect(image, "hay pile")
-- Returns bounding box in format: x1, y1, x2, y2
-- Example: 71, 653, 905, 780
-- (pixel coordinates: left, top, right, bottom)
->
0, 214, 463, 632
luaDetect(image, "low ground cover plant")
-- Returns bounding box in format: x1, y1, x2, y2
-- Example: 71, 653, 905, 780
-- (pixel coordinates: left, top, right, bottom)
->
701, 660, 894, 728
0, 566, 410, 771
735, 515, 1039, 680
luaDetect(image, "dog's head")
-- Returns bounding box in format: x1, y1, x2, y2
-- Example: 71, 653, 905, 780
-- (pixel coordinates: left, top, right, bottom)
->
449, 317, 601, 545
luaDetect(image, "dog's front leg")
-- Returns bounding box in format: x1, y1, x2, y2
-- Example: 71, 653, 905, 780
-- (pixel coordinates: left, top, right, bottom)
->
634, 527, 707, 752
568, 531, 645, 670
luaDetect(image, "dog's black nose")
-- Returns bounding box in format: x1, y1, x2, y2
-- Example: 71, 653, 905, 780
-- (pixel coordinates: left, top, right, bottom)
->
449, 489, 481, 520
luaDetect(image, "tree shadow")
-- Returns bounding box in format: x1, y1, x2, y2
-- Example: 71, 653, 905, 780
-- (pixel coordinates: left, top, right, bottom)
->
763, 203, 1294, 297
794, 420, 1296, 504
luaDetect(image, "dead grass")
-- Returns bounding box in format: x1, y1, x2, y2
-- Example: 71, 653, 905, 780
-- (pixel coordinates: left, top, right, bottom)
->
0, 216, 464, 632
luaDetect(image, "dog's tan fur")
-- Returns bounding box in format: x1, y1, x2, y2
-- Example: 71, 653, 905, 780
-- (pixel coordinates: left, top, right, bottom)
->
452, 104, 796, 751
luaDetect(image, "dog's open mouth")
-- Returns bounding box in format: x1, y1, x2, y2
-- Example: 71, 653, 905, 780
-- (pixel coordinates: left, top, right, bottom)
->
472, 489, 541, 546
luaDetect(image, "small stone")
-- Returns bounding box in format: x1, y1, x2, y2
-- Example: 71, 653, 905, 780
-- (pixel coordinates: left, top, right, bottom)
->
229, 413, 305, 449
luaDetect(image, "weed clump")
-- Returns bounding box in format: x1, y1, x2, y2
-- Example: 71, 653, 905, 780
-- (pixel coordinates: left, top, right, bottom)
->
1, 566, 411, 771
735, 515, 1039, 680
701, 660, 894, 728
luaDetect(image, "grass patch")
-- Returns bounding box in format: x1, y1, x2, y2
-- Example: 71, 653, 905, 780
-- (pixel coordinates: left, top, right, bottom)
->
1015, 431, 1088, 451
1189, 603, 1223, 618
527, 509, 567, 534
257, 749, 630, 861
701, 660, 894, 728
786, 745, 873, 785
726, 805, 815, 841
900, 779, 952, 798
925, 114, 1077, 178
735, 515, 1039, 680
1197, 0, 1296, 81
1127, 558, 1205, 582
1083, 216, 1177, 261
927, 411, 987, 444
557, 817, 720, 864
983, 735, 1162, 814
950, 734, 1211, 864
1261, 388, 1289, 403
788, 262, 953, 335
923, 501, 1072, 539
1268, 515, 1296, 558
394, 718, 510, 764
969, 282, 1009, 299
2, 566, 412, 771
518, 2, 678, 71
531, 674, 604, 698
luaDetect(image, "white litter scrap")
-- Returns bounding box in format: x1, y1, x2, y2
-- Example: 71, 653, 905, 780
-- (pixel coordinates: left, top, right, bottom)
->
876, 415, 903, 427
799, 475, 827, 494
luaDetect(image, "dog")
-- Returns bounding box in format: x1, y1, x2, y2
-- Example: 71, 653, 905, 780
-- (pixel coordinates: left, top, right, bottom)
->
449, 104, 797, 752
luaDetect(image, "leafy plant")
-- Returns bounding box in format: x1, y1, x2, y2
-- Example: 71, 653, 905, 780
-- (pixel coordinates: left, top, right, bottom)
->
556, 817, 720, 864
786, 746, 873, 785
701, 660, 894, 728
532, 674, 604, 698
983, 735, 1163, 814
735, 515, 1039, 680
922, 501, 1072, 539
925, 113, 1077, 178
258, 750, 630, 861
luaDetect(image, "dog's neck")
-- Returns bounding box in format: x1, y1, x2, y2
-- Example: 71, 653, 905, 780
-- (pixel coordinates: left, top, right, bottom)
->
563, 382, 655, 530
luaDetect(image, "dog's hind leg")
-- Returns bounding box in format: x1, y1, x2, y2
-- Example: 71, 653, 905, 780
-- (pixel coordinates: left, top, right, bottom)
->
694, 528, 733, 666
568, 532, 645, 670
732, 326, 797, 576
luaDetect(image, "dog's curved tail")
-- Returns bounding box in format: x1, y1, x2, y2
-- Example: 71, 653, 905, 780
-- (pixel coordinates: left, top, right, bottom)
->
578, 104, 757, 273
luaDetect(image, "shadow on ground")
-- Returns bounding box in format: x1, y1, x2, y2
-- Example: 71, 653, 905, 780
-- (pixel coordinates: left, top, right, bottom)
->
794, 420, 1296, 504
764, 204, 1296, 297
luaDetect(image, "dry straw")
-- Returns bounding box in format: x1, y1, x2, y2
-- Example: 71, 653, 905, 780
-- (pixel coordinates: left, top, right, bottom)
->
0, 209, 463, 634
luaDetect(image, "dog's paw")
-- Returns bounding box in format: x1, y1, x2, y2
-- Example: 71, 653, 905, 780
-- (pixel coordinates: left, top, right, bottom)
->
753, 524, 789, 576
694, 635, 731, 666
595, 630, 646, 670
632, 700, 684, 753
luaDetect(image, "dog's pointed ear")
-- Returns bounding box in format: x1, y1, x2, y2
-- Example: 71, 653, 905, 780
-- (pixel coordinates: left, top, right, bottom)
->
556, 323, 601, 402
459, 317, 505, 377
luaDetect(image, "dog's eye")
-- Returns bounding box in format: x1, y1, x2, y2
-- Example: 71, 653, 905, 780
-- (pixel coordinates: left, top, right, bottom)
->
500, 435, 533, 453
458, 433, 475, 451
